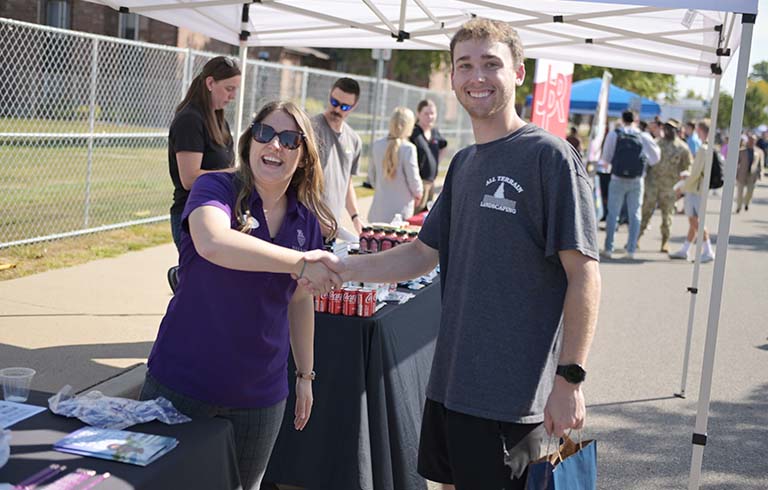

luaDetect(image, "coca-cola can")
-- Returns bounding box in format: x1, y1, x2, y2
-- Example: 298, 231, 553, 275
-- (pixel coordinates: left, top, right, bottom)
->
342, 287, 359, 316
315, 293, 328, 313
357, 288, 376, 317
329, 289, 344, 315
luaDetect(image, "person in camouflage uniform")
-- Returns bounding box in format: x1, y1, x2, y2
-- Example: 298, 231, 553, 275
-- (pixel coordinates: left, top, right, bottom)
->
639, 119, 692, 252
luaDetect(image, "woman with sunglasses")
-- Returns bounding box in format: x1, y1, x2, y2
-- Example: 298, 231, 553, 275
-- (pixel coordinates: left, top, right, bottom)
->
142, 101, 341, 490
167, 56, 241, 290
367, 107, 423, 223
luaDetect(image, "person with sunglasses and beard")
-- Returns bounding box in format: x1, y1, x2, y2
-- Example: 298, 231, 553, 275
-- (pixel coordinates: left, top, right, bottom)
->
311, 78, 364, 240
141, 101, 343, 490
167, 56, 241, 292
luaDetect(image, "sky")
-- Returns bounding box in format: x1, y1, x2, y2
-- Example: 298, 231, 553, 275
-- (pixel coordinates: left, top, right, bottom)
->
675, 0, 767, 98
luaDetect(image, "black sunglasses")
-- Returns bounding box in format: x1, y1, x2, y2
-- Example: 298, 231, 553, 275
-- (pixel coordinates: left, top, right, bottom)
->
330, 96, 354, 112
251, 122, 304, 150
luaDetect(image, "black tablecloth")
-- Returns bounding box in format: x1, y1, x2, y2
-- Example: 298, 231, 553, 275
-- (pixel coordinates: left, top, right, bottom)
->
0, 391, 240, 490
266, 281, 441, 490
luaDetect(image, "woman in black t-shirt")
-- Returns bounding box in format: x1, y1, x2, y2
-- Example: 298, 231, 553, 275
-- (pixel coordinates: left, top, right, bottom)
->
410, 99, 448, 214
168, 56, 242, 249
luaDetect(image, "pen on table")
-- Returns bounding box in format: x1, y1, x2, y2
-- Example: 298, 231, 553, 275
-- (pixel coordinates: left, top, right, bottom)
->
15, 463, 66, 488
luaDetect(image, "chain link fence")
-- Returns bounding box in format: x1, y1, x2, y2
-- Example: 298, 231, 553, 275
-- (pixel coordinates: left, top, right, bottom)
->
0, 17, 473, 248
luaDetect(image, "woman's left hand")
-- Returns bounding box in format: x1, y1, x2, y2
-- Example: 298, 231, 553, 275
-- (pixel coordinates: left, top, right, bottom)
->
294, 378, 313, 430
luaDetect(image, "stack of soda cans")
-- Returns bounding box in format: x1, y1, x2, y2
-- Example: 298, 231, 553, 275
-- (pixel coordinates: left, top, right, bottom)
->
315, 285, 377, 317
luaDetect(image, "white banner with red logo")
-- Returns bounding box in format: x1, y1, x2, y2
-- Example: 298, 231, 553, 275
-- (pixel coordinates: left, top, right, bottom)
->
530, 59, 574, 138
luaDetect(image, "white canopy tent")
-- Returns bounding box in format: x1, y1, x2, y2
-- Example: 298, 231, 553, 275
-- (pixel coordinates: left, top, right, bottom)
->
85, 1, 758, 488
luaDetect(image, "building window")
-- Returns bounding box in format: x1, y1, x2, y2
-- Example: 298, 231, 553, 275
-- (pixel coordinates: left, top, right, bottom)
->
45, 0, 70, 28
118, 12, 140, 40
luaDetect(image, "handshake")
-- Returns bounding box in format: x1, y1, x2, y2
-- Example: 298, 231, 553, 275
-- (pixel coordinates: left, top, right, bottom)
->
292, 250, 348, 294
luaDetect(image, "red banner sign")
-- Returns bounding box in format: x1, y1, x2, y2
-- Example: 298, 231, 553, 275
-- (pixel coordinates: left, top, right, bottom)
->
530, 59, 574, 138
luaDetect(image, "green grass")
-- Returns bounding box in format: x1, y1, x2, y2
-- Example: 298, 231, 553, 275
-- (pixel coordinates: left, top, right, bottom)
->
0, 141, 171, 244
0, 222, 172, 281
0, 117, 165, 134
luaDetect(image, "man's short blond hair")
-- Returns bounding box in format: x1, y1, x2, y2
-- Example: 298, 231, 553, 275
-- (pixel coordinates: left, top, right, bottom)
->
450, 18, 524, 68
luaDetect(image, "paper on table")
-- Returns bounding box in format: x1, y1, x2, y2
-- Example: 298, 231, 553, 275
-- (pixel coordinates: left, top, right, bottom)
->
0, 400, 46, 428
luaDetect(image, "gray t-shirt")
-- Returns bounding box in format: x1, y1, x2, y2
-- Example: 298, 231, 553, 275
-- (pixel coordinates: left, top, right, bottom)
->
312, 114, 362, 221
419, 124, 598, 423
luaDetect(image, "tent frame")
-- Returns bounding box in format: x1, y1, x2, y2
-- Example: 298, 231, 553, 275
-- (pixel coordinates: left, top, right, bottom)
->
85, 2, 760, 488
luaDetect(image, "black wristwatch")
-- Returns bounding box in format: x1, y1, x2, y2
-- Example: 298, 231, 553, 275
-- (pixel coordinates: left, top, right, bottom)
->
556, 364, 586, 384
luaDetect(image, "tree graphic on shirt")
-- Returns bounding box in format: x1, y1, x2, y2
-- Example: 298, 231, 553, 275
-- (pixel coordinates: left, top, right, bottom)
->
493, 183, 505, 199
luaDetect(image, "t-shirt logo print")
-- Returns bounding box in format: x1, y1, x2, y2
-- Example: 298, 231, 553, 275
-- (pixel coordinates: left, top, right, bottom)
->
296, 229, 306, 248
480, 177, 521, 214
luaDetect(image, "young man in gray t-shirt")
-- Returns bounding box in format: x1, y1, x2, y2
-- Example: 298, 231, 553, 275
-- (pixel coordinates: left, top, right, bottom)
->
312, 77, 364, 238
305, 19, 601, 490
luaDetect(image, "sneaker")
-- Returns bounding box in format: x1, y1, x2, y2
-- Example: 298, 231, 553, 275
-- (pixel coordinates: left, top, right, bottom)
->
700, 251, 715, 263
167, 266, 179, 293
626, 252, 636, 260
669, 248, 689, 260
600, 250, 613, 260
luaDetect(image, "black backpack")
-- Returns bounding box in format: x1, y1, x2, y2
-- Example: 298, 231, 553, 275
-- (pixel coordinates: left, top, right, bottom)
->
709, 152, 724, 189
611, 129, 647, 178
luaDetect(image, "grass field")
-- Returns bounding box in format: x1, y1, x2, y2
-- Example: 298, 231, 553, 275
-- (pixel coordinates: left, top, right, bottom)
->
0, 116, 167, 134
0, 140, 170, 244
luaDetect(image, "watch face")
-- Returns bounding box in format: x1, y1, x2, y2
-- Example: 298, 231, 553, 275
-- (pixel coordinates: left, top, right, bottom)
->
559, 364, 586, 383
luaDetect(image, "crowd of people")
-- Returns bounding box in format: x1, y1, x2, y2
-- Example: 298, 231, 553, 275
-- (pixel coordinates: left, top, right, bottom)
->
151, 17, 601, 490
595, 111, 766, 263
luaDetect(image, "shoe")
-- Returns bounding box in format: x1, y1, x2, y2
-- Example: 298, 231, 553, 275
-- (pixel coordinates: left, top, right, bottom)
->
626, 252, 636, 260
735, 207, 741, 214
700, 251, 715, 263
745, 205, 749, 211
669, 248, 689, 260
167, 266, 179, 293
660, 240, 670, 253
600, 250, 613, 260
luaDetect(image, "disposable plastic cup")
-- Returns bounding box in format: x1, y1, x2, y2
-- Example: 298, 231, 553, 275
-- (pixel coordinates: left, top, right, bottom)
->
0, 367, 36, 402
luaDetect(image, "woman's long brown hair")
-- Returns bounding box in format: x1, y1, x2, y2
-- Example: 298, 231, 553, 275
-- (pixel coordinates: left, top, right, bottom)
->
235, 101, 337, 240
176, 56, 241, 147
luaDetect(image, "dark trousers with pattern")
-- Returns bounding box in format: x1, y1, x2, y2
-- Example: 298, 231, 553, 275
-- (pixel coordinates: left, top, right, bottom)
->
140, 373, 285, 490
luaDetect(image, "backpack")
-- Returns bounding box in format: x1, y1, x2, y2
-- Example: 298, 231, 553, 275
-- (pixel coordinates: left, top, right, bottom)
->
709, 151, 724, 189
610, 129, 647, 178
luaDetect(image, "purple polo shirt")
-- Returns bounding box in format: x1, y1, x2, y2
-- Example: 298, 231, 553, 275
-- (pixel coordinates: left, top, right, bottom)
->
148, 172, 323, 408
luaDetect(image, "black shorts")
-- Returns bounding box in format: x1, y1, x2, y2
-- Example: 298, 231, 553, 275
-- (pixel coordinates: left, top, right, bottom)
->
417, 398, 546, 490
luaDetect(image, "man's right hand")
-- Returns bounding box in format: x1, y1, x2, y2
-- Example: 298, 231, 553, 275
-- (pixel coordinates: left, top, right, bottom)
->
294, 250, 344, 294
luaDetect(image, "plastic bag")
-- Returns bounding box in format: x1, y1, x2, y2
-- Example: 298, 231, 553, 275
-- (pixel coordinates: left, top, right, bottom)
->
48, 385, 191, 430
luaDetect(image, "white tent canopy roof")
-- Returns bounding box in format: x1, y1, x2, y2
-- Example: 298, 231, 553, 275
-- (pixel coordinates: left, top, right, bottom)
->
90, 0, 757, 77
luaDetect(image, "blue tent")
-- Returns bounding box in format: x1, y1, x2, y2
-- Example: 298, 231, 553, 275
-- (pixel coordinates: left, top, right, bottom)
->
525, 77, 661, 120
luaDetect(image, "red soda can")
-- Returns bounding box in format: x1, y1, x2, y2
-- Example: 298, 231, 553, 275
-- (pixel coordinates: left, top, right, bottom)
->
329, 289, 344, 315
316, 293, 328, 313
357, 288, 376, 317
342, 287, 359, 316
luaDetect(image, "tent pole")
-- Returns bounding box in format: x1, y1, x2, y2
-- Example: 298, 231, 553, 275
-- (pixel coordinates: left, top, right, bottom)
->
687, 13, 755, 490
235, 4, 250, 153
676, 76, 722, 398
